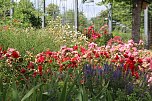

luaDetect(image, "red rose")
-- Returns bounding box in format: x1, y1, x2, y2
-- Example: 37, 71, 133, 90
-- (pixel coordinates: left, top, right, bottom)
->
73, 45, 78, 51
3, 50, 7, 54
123, 54, 128, 58
20, 68, 26, 74
115, 55, 119, 60
12, 51, 19, 58
38, 65, 43, 73
119, 58, 124, 63
45, 50, 52, 56
129, 56, 134, 61
49, 59, 52, 63
80, 47, 86, 54
71, 57, 77, 64
27, 62, 34, 69
138, 58, 143, 64
33, 71, 37, 77
37, 56, 45, 63
135, 72, 139, 79
95, 53, 100, 58
0, 47, 2, 51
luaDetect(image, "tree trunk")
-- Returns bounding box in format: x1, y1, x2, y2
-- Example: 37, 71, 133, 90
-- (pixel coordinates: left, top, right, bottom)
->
132, 0, 143, 43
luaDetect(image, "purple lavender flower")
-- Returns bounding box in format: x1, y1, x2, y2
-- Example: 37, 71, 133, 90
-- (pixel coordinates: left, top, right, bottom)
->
126, 82, 134, 94
113, 68, 121, 79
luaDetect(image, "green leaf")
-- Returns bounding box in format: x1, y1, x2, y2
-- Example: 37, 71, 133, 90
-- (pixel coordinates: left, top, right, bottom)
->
106, 90, 113, 101
0, 74, 3, 92
77, 91, 83, 101
58, 79, 67, 101
59, 69, 72, 101
76, 86, 88, 101
82, 86, 88, 101
21, 84, 43, 101
76, 87, 83, 101
66, 70, 82, 96
145, 92, 152, 100
95, 81, 109, 99
11, 88, 19, 101
11, 77, 19, 101
0, 74, 3, 101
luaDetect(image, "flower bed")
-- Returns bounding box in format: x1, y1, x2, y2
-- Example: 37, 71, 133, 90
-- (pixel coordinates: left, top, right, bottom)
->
0, 37, 152, 100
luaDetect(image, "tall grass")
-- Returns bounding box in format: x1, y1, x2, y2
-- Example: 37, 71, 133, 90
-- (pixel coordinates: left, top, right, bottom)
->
0, 18, 88, 55
0, 29, 56, 54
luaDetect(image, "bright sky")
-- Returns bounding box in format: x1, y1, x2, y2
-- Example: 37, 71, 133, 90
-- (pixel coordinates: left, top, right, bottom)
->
15, 0, 107, 19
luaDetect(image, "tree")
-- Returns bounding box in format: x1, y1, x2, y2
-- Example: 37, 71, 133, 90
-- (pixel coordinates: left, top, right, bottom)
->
83, 0, 151, 43
112, 2, 132, 29
46, 3, 60, 19
0, 0, 12, 18
14, 0, 41, 28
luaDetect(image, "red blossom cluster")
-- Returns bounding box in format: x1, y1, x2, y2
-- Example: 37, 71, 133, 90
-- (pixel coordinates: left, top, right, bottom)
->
85, 25, 101, 40
107, 36, 123, 46
0, 40, 152, 82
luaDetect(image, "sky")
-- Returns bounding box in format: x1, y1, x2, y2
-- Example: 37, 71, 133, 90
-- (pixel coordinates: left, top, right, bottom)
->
15, 0, 107, 19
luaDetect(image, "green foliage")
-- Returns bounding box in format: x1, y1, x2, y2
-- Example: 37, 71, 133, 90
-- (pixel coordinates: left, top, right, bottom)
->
113, 30, 131, 42
96, 34, 112, 46
0, 0, 12, 18
21, 84, 44, 101
149, 3, 152, 17
46, 3, 60, 18
112, 1, 132, 29
0, 17, 88, 54
0, 0, 42, 28
0, 28, 58, 54
13, 0, 41, 28
78, 12, 88, 32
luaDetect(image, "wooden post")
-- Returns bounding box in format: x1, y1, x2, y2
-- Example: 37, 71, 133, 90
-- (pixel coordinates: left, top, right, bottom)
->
74, 0, 78, 32
108, 3, 112, 35
144, 4, 149, 49
42, 0, 45, 28
10, 0, 14, 18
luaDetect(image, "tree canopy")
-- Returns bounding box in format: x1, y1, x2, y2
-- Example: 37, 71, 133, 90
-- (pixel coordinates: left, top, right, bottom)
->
13, 0, 41, 28
46, 3, 60, 18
